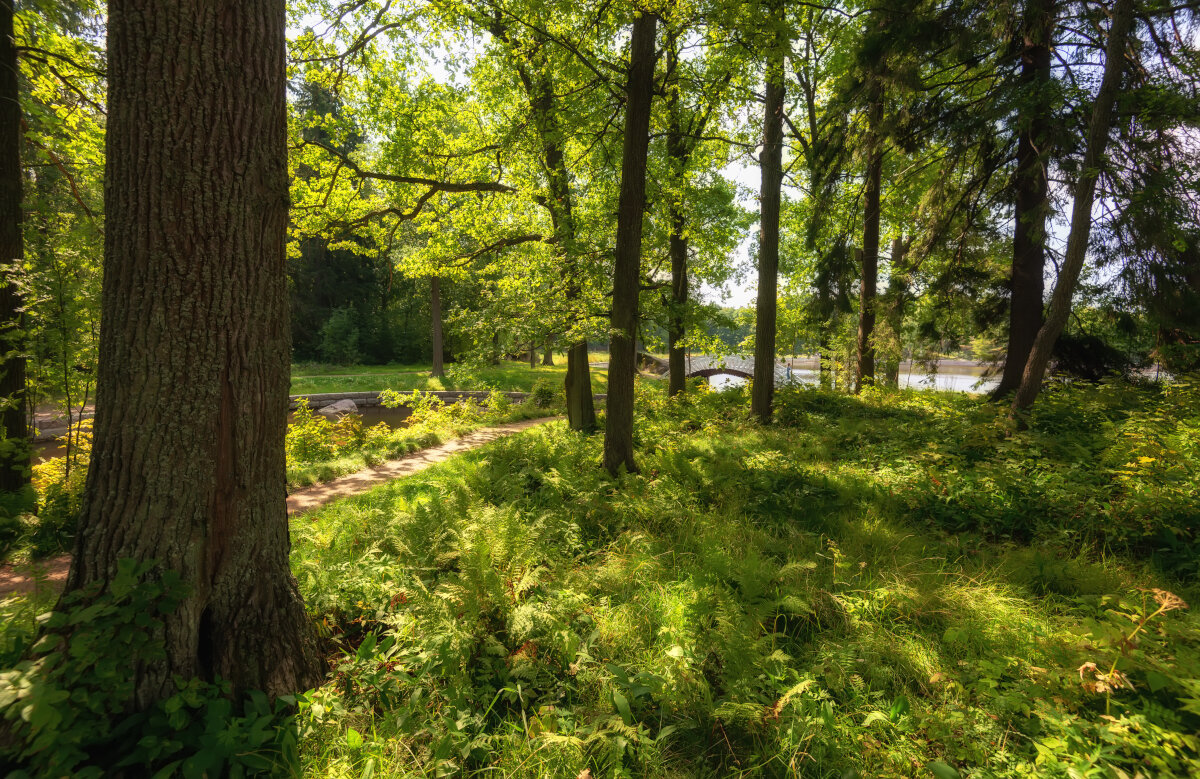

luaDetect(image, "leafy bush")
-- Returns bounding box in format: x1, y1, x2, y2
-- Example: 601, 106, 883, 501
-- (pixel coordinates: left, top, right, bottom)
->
529, 377, 560, 408
0, 488, 33, 561
285, 399, 337, 464
0, 559, 300, 777
318, 307, 362, 365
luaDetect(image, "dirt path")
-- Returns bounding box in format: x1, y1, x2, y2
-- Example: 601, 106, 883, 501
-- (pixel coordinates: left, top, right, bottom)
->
0, 416, 559, 598
286, 416, 557, 515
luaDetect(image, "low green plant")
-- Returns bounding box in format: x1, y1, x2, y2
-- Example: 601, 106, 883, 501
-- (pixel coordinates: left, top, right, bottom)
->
286, 390, 559, 488
0, 559, 301, 777
287, 379, 1199, 777
286, 399, 338, 464
529, 377, 560, 408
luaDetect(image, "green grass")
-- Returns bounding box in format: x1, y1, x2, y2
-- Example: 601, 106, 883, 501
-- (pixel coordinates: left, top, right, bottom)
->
287, 379, 1200, 777
290, 360, 612, 396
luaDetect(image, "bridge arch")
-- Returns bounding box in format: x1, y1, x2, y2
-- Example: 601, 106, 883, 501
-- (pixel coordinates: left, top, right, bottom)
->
687, 367, 753, 380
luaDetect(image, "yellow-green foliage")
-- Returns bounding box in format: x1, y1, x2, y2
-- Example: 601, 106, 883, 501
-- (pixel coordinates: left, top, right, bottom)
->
286, 393, 558, 488
288, 380, 1200, 778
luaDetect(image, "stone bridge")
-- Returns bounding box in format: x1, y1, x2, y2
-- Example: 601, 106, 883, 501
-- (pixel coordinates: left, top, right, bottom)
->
684, 355, 796, 384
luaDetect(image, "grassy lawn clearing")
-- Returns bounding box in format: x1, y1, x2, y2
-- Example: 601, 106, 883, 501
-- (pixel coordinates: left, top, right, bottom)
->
287, 380, 1200, 777
291, 360, 613, 396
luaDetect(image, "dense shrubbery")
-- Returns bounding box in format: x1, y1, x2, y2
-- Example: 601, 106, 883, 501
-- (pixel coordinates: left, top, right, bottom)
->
287, 379, 1200, 777
0, 561, 300, 776
285, 391, 558, 488
771, 380, 1200, 577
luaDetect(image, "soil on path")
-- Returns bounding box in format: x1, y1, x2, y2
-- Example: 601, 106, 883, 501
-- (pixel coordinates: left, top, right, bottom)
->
285, 416, 556, 515
0, 416, 559, 598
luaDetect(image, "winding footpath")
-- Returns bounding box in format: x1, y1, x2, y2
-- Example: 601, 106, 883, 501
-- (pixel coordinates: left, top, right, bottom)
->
0, 416, 559, 598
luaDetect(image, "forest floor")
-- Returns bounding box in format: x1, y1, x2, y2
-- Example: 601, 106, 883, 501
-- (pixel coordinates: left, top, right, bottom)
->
0, 416, 559, 598
3, 381, 1196, 777
286, 380, 1199, 777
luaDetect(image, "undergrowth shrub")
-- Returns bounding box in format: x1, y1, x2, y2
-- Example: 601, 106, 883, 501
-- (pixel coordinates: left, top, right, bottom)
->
0, 560, 300, 777
286, 390, 561, 487
775, 380, 1200, 576
19, 421, 94, 559
529, 377, 560, 408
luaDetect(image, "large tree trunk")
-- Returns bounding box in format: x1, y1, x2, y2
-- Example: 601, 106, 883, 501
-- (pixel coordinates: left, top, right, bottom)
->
0, 1, 28, 493
542, 337, 554, 366
430, 275, 445, 378
751, 8, 785, 423
603, 12, 656, 476
855, 94, 883, 394
1013, 0, 1134, 412
994, 0, 1055, 398
64, 0, 320, 707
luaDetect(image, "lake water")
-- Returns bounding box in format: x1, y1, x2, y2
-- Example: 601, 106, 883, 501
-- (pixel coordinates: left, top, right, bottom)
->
707, 366, 997, 393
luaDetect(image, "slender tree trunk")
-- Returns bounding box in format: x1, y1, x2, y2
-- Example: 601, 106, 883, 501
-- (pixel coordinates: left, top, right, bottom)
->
64, 0, 320, 707
665, 81, 689, 397
994, 0, 1055, 398
883, 238, 911, 387
663, 34, 694, 398
668, 206, 688, 396
505, 41, 595, 431
0, 1, 28, 492
751, 7, 785, 423
430, 275, 444, 378
564, 340, 594, 431
603, 12, 656, 476
1013, 0, 1134, 412
529, 339, 537, 368
855, 95, 883, 394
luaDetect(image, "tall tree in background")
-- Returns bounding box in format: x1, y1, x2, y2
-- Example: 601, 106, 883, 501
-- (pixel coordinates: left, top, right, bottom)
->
1013, 0, 1135, 412
0, 0, 27, 493
854, 9, 888, 394
480, 9, 598, 430
604, 10, 656, 475
661, 19, 735, 397
430, 275, 445, 377
750, 0, 785, 423
993, 0, 1055, 398
64, 0, 319, 705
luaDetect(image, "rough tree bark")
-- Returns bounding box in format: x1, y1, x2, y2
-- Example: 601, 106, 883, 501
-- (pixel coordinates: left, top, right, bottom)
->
431, 275, 445, 378
497, 28, 595, 431
855, 93, 884, 394
542, 337, 554, 366
994, 0, 1055, 398
1012, 0, 1134, 412
63, 0, 320, 707
0, 0, 28, 493
603, 12, 656, 476
751, 5, 785, 423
